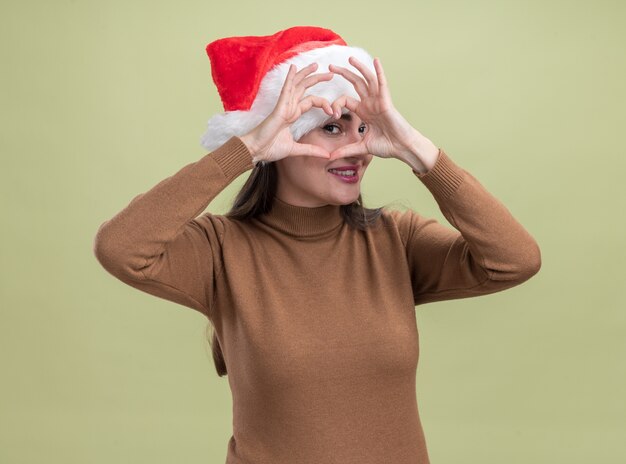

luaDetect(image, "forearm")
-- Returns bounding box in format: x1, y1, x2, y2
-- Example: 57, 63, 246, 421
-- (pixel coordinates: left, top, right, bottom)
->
417, 149, 542, 283
394, 129, 440, 174
93, 136, 253, 278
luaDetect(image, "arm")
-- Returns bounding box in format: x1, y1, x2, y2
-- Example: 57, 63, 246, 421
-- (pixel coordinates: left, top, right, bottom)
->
392, 146, 542, 305
92, 137, 254, 319
327, 57, 541, 304
93, 63, 339, 318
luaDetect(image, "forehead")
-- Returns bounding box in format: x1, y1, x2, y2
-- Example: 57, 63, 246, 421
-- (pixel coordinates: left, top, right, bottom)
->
336, 112, 363, 124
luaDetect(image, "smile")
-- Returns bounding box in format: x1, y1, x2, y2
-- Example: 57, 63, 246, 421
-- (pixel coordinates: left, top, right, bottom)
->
327, 167, 359, 184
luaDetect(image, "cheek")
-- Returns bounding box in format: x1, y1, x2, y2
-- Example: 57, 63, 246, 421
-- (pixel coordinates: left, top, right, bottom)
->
295, 160, 331, 184
309, 139, 334, 153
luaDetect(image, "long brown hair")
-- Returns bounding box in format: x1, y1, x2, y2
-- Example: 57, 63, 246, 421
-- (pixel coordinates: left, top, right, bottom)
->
207, 161, 383, 376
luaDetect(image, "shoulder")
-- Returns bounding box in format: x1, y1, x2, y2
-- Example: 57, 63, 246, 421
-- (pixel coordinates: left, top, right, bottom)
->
379, 205, 421, 229
377, 205, 450, 248
191, 213, 245, 243
195, 211, 266, 239
372, 206, 423, 245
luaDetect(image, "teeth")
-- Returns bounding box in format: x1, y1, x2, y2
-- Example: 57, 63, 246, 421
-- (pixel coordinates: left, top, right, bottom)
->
329, 169, 356, 176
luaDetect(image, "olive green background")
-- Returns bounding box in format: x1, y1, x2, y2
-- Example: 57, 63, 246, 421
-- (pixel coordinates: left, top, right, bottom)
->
1, 0, 624, 462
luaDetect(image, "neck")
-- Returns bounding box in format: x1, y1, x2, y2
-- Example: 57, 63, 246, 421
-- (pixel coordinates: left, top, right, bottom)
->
257, 197, 343, 238
274, 193, 331, 208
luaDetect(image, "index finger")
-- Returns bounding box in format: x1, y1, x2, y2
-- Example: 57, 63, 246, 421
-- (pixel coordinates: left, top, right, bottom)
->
275, 64, 298, 106
373, 57, 389, 96
292, 62, 320, 86
347, 56, 378, 92
328, 64, 368, 98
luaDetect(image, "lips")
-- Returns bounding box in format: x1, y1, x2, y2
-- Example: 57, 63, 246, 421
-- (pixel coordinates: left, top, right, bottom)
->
327, 165, 359, 184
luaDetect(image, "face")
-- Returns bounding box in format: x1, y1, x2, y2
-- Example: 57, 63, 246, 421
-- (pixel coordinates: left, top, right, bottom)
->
275, 112, 374, 207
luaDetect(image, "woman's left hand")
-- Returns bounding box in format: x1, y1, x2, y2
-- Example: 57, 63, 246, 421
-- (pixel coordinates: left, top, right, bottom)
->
328, 57, 437, 171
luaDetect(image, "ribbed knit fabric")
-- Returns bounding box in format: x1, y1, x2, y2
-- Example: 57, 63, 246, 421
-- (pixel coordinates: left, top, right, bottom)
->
93, 136, 541, 464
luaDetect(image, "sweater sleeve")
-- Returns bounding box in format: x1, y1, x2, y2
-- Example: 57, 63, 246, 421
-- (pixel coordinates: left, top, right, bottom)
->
391, 148, 542, 306
92, 136, 254, 319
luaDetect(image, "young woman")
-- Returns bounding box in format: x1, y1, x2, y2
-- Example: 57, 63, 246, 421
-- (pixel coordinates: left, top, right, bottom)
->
93, 26, 541, 464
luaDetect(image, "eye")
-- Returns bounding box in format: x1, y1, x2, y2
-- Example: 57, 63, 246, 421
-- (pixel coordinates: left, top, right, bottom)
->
322, 123, 342, 135
358, 124, 367, 135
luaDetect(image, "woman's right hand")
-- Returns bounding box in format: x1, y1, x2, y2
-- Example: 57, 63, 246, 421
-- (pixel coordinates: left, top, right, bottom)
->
240, 62, 335, 164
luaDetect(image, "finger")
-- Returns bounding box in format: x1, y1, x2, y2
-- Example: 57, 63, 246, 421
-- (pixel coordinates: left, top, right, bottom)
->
330, 95, 360, 119
284, 63, 297, 88
348, 56, 378, 93
292, 62, 319, 86
298, 95, 334, 117
276, 64, 297, 106
291, 142, 331, 158
328, 63, 369, 97
294, 72, 334, 102
373, 57, 391, 99
300, 72, 334, 91
329, 141, 369, 160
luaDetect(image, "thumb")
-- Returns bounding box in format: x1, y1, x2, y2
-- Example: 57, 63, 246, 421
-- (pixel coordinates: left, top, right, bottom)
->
290, 142, 331, 158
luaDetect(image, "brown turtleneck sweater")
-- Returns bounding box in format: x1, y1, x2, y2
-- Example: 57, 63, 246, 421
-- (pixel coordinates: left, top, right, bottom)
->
93, 136, 541, 464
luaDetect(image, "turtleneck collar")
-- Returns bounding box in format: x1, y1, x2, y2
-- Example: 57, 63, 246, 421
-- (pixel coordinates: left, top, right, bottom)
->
257, 197, 344, 238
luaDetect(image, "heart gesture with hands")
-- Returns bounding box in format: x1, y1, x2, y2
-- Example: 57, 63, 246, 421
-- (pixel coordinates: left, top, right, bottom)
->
328, 57, 437, 172
240, 62, 335, 164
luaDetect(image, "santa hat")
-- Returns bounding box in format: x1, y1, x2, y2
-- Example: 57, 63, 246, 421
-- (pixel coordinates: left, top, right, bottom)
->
200, 26, 375, 152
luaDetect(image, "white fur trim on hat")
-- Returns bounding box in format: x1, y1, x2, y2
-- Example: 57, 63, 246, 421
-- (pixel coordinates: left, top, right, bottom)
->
200, 44, 375, 152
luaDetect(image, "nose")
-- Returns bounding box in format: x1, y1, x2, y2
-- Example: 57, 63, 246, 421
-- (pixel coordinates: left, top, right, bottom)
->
341, 154, 368, 167
346, 127, 362, 144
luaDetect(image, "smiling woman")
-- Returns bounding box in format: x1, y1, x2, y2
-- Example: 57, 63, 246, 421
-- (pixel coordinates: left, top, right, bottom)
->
228, 109, 381, 228
274, 112, 373, 206
93, 25, 541, 464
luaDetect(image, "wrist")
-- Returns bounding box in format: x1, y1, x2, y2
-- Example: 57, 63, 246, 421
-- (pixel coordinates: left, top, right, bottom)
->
239, 133, 258, 156
395, 134, 439, 174
239, 133, 265, 165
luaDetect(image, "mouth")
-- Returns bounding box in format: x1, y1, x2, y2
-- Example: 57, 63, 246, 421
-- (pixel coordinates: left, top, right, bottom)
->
327, 165, 359, 184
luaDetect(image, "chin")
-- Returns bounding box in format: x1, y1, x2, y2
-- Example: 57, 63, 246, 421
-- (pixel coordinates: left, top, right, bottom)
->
328, 192, 360, 206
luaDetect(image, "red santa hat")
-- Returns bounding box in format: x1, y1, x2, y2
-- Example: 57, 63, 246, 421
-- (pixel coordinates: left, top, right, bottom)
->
200, 26, 375, 152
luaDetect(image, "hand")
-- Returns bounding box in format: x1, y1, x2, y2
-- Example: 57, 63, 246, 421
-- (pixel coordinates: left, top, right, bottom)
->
240, 63, 335, 164
327, 57, 423, 161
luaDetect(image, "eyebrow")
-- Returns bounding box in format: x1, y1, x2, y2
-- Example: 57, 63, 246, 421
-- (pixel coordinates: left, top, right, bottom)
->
323, 112, 355, 126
